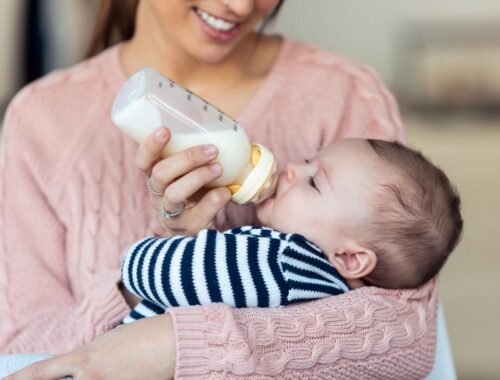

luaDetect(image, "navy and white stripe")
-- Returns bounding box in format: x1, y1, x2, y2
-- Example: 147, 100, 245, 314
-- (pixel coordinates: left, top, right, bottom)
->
121, 226, 349, 323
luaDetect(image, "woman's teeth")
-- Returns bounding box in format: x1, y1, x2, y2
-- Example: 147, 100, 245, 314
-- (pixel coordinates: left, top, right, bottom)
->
195, 8, 237, 31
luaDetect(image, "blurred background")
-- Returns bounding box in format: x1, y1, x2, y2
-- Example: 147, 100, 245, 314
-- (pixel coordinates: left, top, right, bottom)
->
0, 1, 498, 379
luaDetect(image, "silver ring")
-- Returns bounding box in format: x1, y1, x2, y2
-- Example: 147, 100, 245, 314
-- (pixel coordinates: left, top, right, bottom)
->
162, 203, 185, 219
146, 177, 164, 197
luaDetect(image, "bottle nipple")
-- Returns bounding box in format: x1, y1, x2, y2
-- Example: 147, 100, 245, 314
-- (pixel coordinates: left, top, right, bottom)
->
230, 144, 278, 205
227, 147, 263, 195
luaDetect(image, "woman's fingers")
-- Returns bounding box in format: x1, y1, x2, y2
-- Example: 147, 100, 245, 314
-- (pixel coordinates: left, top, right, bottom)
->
161, 187, 231, 235
163, 163, 222, 206
135, 130, 229, 236
149, 144, 218, 198
148, 217, 167, 236
192, 187, 232, 226
7, 354, 75, 380
135, 127, 171, 175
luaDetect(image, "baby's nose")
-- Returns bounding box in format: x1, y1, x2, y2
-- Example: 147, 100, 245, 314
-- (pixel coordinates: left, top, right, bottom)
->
284, 163, 298, 183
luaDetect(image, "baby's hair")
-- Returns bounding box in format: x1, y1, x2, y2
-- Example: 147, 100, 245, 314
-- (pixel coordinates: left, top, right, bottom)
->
362, 140, 463, 289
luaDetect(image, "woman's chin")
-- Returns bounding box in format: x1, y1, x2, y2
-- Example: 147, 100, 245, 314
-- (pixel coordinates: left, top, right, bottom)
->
194, 47, 234, 64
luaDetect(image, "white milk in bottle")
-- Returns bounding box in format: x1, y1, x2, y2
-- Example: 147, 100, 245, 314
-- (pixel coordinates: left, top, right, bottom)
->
111, 68, 277, 205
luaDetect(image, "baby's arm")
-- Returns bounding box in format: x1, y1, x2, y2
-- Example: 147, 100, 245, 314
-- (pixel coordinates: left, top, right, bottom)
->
120, 228, 350, 323
120, 229, 290, 314
122, 299, 166, 324
278, 233, 350, 303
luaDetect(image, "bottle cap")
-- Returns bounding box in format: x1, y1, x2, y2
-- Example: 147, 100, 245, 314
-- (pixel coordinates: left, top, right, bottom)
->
231, 144, 278, 205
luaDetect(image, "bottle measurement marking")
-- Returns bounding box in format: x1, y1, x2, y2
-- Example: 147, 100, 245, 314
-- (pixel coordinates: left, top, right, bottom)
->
156, 76, 239, 127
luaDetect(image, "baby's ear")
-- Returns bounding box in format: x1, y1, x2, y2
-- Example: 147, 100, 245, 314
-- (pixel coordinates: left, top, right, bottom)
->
326, 243, 377, 280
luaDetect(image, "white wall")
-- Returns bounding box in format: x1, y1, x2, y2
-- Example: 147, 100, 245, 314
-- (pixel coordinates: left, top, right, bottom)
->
2, 0, 500, 101
271, 0, 500, 86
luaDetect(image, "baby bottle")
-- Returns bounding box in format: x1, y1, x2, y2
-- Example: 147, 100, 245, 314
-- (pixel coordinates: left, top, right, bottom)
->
111, 67, 278, 205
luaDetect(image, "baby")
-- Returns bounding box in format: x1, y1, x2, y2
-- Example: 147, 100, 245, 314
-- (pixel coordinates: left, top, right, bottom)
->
120, 138, 463, 323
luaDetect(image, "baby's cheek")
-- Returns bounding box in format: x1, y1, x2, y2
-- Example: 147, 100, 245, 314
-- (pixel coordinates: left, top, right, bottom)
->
268, 200, 295, 231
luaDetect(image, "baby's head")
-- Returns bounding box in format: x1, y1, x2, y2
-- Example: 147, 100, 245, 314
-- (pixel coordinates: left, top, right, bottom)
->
257, 138, 463, 289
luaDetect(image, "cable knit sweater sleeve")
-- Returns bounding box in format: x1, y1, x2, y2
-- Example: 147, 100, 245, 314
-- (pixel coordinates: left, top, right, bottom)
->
170, 281, 437, 379
0, 92, 130, 353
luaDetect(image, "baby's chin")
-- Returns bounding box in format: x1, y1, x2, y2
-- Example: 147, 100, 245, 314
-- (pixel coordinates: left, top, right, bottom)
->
255, 197, 274, 226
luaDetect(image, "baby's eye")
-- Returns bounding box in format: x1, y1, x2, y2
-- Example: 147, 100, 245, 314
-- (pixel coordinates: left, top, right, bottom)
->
309, 176, 319, 192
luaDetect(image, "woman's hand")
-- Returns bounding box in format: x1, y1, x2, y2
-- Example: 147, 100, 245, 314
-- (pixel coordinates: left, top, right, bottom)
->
7, 314, 176, 380
138, 127, 231, 236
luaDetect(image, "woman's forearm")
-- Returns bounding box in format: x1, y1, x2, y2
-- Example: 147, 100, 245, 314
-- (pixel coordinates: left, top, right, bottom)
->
169, 279, 438, 379
8, 313, 177, 379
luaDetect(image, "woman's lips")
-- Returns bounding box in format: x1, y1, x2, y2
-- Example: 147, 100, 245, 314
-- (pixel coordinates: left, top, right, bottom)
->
193, 8, 241, 42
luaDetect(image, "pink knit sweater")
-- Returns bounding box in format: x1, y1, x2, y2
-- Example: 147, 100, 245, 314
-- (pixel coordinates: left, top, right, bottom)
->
0, 39, 437, 379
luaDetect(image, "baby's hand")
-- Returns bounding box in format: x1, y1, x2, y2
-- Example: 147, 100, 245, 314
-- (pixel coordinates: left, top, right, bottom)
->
119, 281, 142, 308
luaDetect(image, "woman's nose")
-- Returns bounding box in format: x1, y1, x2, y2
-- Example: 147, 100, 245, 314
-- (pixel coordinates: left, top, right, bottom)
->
222, 0, 254, 17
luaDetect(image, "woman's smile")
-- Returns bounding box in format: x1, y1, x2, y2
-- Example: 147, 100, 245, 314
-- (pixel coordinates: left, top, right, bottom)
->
193, 6, 242, 42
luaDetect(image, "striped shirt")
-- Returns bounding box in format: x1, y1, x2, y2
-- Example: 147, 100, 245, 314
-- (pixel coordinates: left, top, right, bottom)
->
121, 226, 349, 324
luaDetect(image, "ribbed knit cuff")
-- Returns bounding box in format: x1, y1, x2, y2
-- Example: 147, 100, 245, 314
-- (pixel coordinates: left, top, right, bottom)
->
169, 306, 210, 379
81, 272, 131, 338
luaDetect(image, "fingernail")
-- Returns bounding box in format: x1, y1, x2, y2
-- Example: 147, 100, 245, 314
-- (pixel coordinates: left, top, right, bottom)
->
209, 163, 222, 173
203, 145, 217, 156
155, 128, 168, 141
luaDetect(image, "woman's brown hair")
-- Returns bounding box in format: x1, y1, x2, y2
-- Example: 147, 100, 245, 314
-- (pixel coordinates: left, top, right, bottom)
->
87, 0, 138, 57
87, 0, 285, 57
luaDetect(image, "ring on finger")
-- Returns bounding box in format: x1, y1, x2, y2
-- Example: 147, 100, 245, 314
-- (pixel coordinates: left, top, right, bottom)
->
162, 203, 185, 219
146, 177, 165, 197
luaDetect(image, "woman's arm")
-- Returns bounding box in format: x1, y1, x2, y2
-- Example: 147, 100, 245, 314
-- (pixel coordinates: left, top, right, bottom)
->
0, 105, 129, 353
7, 314, 176, 380
170, 280, 438, 379
8, 281, 437, 380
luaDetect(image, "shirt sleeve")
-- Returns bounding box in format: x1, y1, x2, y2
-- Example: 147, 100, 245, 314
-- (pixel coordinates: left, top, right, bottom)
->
123, 299, 167, 324
279, 234, 349, 305
121, 229, 290, 309
0, 103, 129, 354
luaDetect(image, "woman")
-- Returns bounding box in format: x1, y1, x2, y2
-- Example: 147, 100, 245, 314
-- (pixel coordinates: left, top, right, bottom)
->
1, 0, 437, 378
